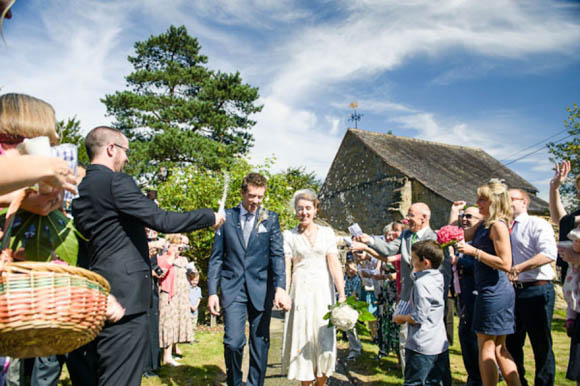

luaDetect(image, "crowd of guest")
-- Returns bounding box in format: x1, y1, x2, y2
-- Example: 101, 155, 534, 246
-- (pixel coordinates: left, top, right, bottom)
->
342, 171, 580, 386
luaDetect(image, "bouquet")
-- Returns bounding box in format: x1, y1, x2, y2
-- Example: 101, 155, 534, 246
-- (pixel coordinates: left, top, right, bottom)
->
323, 296, 376, 334
436, 225, 464, 248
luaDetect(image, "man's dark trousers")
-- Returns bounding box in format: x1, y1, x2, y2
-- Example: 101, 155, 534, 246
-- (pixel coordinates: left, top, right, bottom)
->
506, 282, 555, 386
96, 313, 150, 386
223, 285, 271, 386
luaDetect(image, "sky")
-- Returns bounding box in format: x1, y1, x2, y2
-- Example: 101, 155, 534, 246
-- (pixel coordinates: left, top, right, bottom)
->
2, 0, 580, 201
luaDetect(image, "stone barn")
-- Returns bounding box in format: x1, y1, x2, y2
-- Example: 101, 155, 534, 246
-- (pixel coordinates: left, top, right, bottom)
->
319, 128, 549, 234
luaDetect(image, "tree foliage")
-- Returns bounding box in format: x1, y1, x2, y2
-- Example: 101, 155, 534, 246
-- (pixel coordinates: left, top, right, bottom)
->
101, 25, 263, 180
57, 117, 89, 166
547, 103, 579, 209
155, 159, 320, 320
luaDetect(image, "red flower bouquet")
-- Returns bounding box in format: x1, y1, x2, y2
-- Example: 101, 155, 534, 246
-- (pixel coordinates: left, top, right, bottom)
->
437, 225, 464, 248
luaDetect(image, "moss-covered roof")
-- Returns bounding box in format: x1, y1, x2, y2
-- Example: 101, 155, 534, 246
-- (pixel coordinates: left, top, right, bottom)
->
345, 128, 549, 213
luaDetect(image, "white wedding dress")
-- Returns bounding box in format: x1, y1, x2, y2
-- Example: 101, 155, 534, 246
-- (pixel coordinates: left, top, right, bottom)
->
281, 225, 338, 381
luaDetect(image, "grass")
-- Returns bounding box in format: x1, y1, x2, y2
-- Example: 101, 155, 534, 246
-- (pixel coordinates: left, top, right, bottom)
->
59, 306, 576, 385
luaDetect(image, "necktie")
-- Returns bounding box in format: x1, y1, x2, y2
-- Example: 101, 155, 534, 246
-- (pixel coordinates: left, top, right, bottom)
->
411, 232, 418, 244
510, 220, 517, 234
243, 213, 254, 247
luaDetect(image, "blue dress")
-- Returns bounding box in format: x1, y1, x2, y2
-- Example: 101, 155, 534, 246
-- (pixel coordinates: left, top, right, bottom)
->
472, 222, 515, 335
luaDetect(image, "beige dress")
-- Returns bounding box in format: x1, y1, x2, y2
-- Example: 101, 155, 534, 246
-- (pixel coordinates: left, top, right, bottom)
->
281, 225, 338, 381
159, 256, 193, 347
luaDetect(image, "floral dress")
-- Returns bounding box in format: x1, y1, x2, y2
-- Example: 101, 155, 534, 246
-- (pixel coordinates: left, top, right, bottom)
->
159, 255, 193, 347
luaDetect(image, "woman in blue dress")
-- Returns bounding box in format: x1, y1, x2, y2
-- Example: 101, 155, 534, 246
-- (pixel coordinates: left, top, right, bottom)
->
451, 179, 521, 386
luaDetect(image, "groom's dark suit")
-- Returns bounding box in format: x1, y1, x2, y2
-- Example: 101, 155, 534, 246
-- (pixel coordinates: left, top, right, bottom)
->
208, 206, 285, 386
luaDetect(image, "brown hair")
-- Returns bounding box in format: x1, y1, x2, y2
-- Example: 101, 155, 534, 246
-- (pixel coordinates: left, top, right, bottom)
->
0, 93, 58, 145
241, 172, 267, 192
85, 126, 124, 160
291, 189, 320, 210
412, 240, 444, 269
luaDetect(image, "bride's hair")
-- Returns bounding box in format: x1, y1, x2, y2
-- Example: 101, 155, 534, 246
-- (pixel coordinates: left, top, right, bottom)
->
290, 189, 319, 211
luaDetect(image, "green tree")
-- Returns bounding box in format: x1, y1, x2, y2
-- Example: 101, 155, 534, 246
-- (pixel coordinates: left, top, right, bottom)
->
101, 25, 262, 180
57, 117, 89, 166
547, 103, 579, 209
155, 159, 320, 321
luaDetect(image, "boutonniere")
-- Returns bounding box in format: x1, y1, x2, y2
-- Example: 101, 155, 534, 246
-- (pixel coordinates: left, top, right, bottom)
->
256, 209, 269, 228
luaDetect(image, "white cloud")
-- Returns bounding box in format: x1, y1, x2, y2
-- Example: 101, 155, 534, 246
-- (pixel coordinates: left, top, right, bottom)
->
249, 97, 342, 177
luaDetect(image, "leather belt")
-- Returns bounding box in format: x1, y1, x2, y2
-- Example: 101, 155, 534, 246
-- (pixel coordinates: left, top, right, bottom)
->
513, 280, 551, 289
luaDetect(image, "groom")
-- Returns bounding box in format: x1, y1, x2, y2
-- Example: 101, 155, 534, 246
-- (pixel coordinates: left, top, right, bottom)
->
208, 172, 291, 386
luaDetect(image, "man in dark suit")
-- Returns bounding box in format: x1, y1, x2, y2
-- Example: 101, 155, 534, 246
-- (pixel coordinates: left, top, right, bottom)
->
72, 126, 224, 386
207, 172, 291, 386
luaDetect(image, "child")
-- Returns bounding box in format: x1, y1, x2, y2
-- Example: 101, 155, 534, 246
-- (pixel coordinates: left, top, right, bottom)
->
344, 259, 362, 361
188, 271, 202, 343
393, 240, 449, 385
563, 228, 580, 336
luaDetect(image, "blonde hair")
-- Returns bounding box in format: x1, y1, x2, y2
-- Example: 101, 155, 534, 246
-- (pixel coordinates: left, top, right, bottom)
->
477, 178, 512, 228
166, 234, 184, 245
0, 93, 58, 145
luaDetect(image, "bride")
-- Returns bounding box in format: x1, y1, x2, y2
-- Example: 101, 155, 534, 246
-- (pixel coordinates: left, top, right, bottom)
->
281, 189, 346, 386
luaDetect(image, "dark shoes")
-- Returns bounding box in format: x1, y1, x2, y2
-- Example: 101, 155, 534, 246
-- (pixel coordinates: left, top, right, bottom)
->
346, 353, 360, 361
143, 371, 159, 378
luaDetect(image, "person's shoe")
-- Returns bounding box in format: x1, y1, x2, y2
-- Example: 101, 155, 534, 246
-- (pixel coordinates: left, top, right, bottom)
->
164, 358, 181, 367
143, 371, 159, 378
346, 353, 359, 361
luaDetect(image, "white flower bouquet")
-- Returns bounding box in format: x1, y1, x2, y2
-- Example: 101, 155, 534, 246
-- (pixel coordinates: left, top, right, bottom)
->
323, 296, 376, 334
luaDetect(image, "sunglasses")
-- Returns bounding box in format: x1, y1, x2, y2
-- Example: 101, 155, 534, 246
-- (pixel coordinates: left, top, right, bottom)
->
460, 214, 477, 219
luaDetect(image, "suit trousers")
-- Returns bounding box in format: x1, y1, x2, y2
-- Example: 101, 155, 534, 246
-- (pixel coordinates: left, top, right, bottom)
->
223, 285, 272, 386
506, 282, 555, 386
96, 312, 150, 386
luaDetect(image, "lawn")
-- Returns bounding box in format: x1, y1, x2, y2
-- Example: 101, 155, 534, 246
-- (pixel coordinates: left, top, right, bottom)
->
59, 306, 575, 385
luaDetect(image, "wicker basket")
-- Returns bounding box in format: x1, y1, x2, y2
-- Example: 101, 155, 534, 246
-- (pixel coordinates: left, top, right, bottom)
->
0, 261, 110, 358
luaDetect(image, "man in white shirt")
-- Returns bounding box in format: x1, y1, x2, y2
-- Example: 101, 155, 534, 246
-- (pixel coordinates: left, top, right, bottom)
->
507, 189, 557, 386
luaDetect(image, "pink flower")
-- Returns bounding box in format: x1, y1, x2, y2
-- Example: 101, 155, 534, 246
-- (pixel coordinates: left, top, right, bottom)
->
437, 225, 464, 248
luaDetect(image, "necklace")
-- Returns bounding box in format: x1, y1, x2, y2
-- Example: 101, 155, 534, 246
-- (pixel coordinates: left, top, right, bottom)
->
300, 224, 318, 247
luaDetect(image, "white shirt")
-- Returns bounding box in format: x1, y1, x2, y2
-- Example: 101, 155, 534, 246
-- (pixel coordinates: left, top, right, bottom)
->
510, 213, 557, 282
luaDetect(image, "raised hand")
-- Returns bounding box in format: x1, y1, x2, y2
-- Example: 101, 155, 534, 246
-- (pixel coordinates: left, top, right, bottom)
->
550, 160, 571, 190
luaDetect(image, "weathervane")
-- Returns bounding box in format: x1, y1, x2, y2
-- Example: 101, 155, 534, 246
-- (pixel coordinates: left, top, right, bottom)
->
348, 101, 363, 129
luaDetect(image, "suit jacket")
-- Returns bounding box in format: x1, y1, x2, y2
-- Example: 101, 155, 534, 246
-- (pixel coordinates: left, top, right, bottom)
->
207, 206, 285, 311
370, 227, 437, 302
72, 164, 215, 315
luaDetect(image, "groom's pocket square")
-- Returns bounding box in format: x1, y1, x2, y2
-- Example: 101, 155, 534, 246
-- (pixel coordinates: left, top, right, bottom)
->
258, 224, 268, 233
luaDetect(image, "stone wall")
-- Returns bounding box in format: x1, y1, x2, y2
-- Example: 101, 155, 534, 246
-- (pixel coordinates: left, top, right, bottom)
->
320, 130, 454, 234
320, 132, 411, 234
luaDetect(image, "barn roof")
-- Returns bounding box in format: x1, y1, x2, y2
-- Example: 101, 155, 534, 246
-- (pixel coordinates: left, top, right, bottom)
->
347, 128, 549, 213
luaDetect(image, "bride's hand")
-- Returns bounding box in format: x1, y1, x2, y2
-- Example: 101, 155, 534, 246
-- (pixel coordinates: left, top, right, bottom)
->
338, 294, 347, 303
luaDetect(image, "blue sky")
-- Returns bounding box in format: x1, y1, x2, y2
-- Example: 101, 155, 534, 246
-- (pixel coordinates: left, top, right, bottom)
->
2, 0, 579, 201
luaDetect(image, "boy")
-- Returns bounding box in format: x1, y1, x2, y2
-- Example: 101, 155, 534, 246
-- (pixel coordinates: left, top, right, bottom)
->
393, 240, 449, 385
188, 271, 202, 343
344, 259, 362, 361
